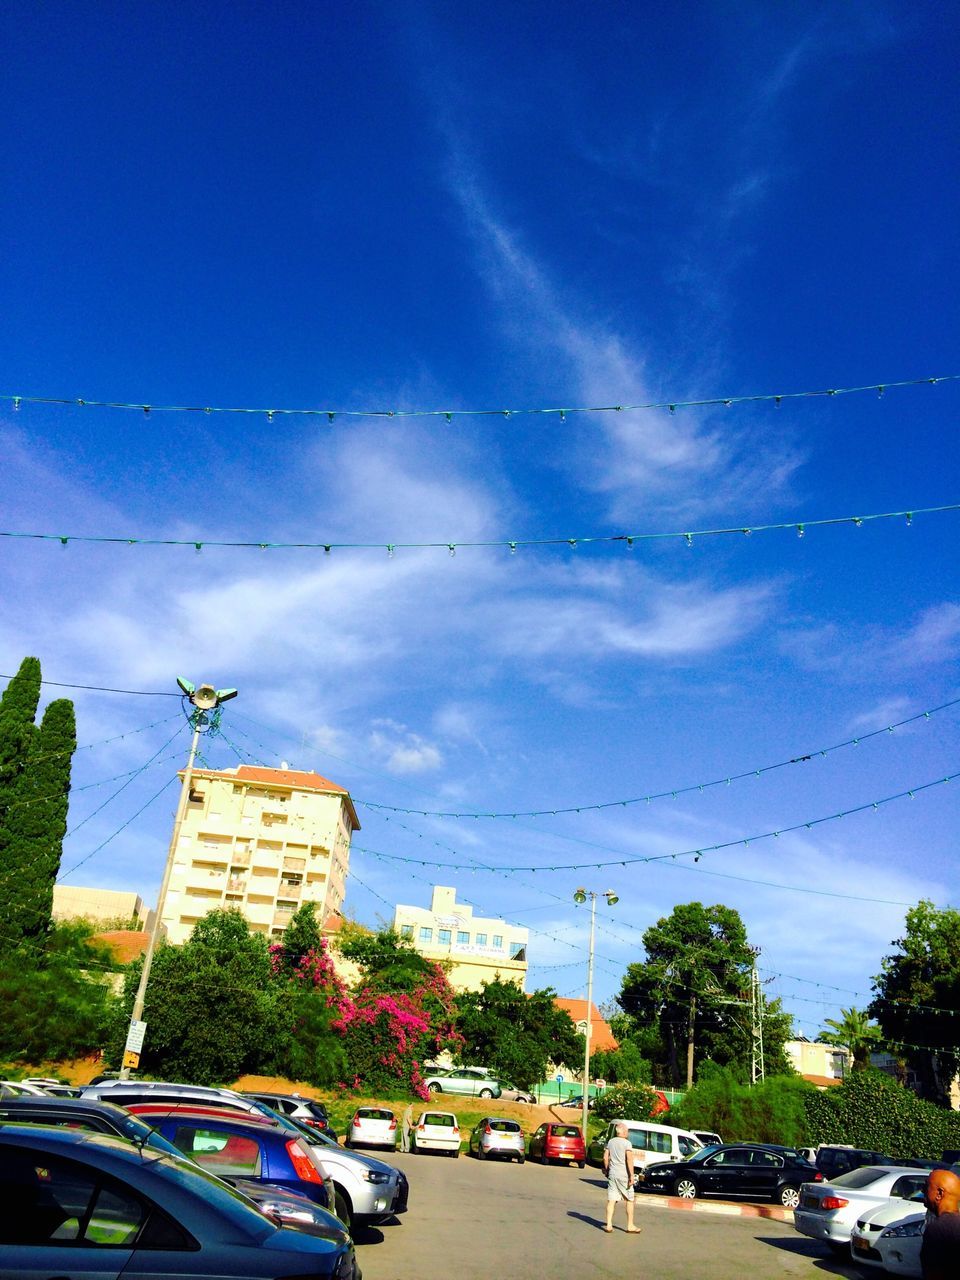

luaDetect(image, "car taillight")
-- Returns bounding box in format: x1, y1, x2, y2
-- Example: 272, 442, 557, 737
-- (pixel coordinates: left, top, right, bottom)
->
286, 1140, 322, 1183
820, 1196, 849, 1210
389, 1118, 397, 1130
352, 1113, 361, 1125
813, 1172, 823, 1181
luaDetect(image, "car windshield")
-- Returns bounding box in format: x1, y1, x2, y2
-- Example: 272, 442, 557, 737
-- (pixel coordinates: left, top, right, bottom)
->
488, 1121, 520, 1132
423, 1114, 456, 1127
552, 1127, 581, 1138
830, 1168, 891, 1188
358, 1109, 393, 1120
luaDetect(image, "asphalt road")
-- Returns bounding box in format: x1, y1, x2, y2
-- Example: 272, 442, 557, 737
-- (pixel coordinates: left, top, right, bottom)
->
353, 1149, 867, 1280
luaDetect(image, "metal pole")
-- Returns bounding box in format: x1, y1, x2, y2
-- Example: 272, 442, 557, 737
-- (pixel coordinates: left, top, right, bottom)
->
119, 713, 203, 1078
581, 891, 596, 1142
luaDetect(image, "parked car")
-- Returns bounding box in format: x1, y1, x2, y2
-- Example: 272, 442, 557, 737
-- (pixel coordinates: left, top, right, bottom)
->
423, 1068, 502, 1098
587, 1121, 702, 1175
640, 1143, 821, 1207
849, 1195, 926, 1277
124, 1104, 336, 1217
269, 1115, 408, 1230
0, 1094, 342, 1231
241, 1090, 336, 1136
413, 1110, 461, 1155
561, 1095, 596, 1110
815, 1145, 891, 1179
0, 1080, 50, 1097
0, 1124, 359, 1279
528, 1122, 586, 1167
469, 1117, 526, 1162
694, 1131, 723, 1148
496, 1082, 536, 1104
82, 1079, 268, 1117
347, 1107, 399, 1151
793, 1165, 932, 1252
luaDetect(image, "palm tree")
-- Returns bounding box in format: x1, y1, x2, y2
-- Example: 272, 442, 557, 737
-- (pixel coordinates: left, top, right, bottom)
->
820, 1007, 882, 1072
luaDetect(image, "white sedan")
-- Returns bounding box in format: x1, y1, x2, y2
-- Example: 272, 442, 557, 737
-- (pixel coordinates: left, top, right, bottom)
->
793, 1166, 930, 1251
850, 1197, 925, 1277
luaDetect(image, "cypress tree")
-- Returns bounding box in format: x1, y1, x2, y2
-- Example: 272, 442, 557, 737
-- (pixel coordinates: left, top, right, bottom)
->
0, 664, 76, 955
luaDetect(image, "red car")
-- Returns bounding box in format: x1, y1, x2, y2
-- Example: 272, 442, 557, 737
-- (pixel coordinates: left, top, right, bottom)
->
529, 1122, 586, 1167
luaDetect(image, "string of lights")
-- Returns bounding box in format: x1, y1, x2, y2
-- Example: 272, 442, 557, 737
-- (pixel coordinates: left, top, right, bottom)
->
1, 500, 955, 557
57, 774, 178, 881
3, 370, 955, 424
351, 768, 958, 874
760, 969, 960, 1022
63, 726, 185, 840
357, 696, 960, 820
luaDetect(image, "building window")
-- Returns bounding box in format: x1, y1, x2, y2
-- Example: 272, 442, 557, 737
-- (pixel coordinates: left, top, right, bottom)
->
419, 927, 433, 943
493, 934, 503, 949
400, 924, 414, 939
476, 932, 487, 946
438, 928, 452, 945
457, 930, 470, 945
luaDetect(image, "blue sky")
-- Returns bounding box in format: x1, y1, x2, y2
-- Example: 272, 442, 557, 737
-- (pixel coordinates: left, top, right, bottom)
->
1, 2, 957, 1048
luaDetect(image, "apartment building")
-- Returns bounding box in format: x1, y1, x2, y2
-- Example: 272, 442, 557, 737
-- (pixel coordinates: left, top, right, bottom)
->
160, 764, 359, 945
52, 885, 146, 928
393, 885, 528, 992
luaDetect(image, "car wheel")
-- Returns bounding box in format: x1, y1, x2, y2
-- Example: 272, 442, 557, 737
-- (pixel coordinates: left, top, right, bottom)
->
539, 1150, 549, 1166
518, 1155, 525, 1164
428, 1082, 442, 1092
479, 1088, 494, 1098
450, 1148, 459, 1158
577, 1160, 585, 1169
674, 1177, 698, 1199
778, 1184, 801, 1209
333, 1186, 352, 1231
477, 1144, 486, 1160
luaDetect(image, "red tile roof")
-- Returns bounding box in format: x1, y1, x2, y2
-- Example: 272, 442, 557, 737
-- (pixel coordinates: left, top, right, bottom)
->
96, 930, 149, 964
802, 1073, 845, 1089
187, 765, 359, 828
554, 998, 619, 1052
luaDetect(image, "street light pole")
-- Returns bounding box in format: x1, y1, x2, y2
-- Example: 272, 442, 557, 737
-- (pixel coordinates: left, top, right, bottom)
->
574, 887, 618, 1143
118, 680, 237, 1079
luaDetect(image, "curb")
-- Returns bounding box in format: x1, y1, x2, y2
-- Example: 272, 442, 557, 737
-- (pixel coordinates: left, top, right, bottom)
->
640, 1193, 794, 1223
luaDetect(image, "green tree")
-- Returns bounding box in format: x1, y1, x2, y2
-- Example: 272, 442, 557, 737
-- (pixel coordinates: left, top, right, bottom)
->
820, 1007, 882, 1072
671, 1065, 814, 1145
617, 902, 761, 1088
0, 662, 76, 955
109, 909, 285, 1083
453, 980, 583, 1089
0, 920, 119, 1062
870, 901, 960, 1106
590, 1042, 652, 1085
338, 927, 441, 993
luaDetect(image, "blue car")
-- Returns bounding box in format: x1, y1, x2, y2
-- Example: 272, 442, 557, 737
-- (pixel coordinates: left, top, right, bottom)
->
126, 1105, 335, 1217
0, 1124, 360, 1279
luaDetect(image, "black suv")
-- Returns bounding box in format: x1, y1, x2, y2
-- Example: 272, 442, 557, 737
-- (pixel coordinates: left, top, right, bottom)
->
815, 1145, 891, 1180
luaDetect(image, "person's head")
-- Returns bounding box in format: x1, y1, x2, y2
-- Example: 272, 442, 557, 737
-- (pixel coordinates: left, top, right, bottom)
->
924, 1168, 960, 1216
615, 1123, 629, 1139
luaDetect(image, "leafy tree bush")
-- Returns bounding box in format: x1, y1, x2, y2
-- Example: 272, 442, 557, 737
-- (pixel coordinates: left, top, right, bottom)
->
593, 1082, 665, 1122
108, 910, 286, 1083
671, 1065, 814, 1144
454, 980, 582, 1089
804, 1068, 960, 1158
591, 1043, 652, 1085
0, 921, 118, 1061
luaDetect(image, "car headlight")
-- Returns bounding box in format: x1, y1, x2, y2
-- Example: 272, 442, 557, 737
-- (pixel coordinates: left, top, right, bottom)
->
362, 1170, 392, 1184
881, 1221, 924, 1239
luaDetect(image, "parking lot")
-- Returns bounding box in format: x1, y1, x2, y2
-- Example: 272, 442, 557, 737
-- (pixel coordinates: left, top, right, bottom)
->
355, 1150, 866, 1280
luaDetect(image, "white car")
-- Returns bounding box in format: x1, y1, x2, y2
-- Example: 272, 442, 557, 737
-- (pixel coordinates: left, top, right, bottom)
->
850, 1197, 925, 1276
347, 1106, 399, 1150
413, 1110, 461, 1156
0, 1080, 50, 1097
794, 1166, 930, 1251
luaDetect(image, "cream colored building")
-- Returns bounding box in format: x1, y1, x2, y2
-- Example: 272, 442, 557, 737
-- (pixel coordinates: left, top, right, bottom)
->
160, 765, 359, 945
785, 1037, 850, 1084
52, 885, 146, 927
393, 885, 528, 992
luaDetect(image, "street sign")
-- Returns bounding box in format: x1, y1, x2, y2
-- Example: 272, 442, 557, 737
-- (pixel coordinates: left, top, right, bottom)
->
595, 1078, 606, 1089
555, 1073, 564, 1084
124, 1019, 147, 1056
122, 1050, 140, 1070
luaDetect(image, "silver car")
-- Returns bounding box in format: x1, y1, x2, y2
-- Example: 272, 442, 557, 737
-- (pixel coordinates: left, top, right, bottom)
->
469, 1117, 526, 1162
423, 1068, 502, 1098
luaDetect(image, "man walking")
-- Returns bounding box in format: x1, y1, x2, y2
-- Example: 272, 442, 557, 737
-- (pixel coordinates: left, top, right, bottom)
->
400, 1102, 415, 1153
921, 1167, 960, 1278
602, 1122, 641, 1234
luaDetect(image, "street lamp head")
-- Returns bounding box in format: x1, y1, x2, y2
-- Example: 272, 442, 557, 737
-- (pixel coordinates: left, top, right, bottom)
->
604, 891, 619, 906
192, 683, 220, 710
573, 888, 587, 905
176, 676, 196, 697
216, 687, 239, 703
